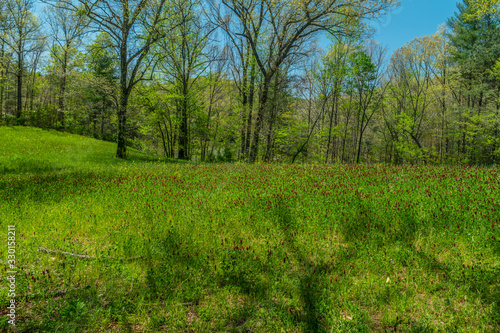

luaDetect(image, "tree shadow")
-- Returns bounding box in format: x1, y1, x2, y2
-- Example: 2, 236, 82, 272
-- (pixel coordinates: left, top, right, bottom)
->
271, 195, 331, 332
0, 158, 65, 175
341, 190, 420, 247
0, 170, 114, 204
143, 195, 335, 331
415, 249, 500, 317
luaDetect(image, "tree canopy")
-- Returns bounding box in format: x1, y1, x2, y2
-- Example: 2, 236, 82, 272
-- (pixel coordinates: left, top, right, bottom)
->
1, 0, 499, 165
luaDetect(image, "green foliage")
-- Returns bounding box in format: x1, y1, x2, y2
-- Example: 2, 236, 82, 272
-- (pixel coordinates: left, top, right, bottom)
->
346, 50, 377, 92
447, 0, 500, 164
85, 33, 118, 81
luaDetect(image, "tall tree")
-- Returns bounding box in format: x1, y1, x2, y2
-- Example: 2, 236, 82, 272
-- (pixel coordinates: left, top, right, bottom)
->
1, 0, 42, 120
318, 38, 353, 163
84, 33, 118, 139
347, 42, 386, 163
200, 51, 228, 162
386, 35, 436, 164
447, 0, 500, 163
46, 1, 88, 129
55, 0, 179, 158
212, 4, 261, 161
428, 26, 454, 163
0, 1, 10, 119
219, 0, 398, 162
156, 0, 215, 160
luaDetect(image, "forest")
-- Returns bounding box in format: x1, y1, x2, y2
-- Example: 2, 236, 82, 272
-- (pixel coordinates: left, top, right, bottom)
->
0, 0, 499, 165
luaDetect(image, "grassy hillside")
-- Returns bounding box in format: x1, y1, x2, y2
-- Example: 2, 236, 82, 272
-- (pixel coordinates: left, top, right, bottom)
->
1, 127, 499, 332
0, 126, 155, 175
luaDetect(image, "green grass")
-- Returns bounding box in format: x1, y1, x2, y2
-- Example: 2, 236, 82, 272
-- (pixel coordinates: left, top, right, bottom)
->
0, 126, 159, 174
0, 126, 499, 332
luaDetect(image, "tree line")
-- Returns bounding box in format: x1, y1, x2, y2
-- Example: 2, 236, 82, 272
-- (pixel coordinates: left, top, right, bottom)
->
0, 0, 499, 165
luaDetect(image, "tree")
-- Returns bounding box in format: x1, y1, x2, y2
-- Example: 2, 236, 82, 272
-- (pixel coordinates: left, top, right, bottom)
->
54, 0, 180, 158
218, 0, 398, 162
347, 42, 386, 163
210, 3, 261, 161
385, 35, 437, 164
155, 0, 216, 160
83, 33, 118, 139
45, 1, 88, 129
289, 56, 325, 163
468, 0, 499, 17
0, 1, 11, 120
24, 35, 45, 115
199, 52, 229, 162
317, 38, 353, 163
447, 0, 500, 163
1, 0, 43, 120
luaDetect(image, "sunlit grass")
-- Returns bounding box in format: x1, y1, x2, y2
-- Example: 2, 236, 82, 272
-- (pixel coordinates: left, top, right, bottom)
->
0, 126, 499, 332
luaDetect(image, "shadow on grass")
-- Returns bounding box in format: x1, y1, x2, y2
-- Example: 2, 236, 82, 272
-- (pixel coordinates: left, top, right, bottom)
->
82, 149, 170, 165
341, 190, 421, 247
415, 250, 500, 317
142, 196, 334, 332
0, 159, 65, 175
0, 170, 115, 203
272, 197, 331, 332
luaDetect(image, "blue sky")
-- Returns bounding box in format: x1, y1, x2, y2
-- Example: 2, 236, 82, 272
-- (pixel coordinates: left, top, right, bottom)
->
35, 0, 461, 62
373, 0, 460, 57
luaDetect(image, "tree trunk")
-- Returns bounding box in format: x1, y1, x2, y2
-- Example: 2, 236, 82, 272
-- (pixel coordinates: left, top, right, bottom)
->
264, 74, 279, 162
92, 111, 97, 138
59, 50, 68, 130
341, 94, 353, 163
202, 82, 216, 162
116, 35, 129, 159
116, 92, 128, 159
356, 116, 365, 164
249, 76, 270, 163
100, 106, 105, 140
16, 49, 22, 119
331, 97, 339, 162
244, 61, 257, 158
0, 43, 4, 119
163, 120, 172, 158
29, 50, 42, 116
440, 66, 446, 163
325, 92, 337, 164
158, 123, 168, 157
292, 111, 321, 164
178, 82, 189, 160
209, 111, 220, 159
239, 48, 249, 160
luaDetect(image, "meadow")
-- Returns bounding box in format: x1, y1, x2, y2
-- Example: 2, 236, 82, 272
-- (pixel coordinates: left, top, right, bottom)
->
0, 126, 499, 332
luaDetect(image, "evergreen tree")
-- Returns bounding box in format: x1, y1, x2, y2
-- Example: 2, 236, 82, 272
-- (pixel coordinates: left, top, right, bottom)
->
447, 0, 500, 164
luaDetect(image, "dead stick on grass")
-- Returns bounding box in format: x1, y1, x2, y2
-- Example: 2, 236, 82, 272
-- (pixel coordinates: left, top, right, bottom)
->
20, 283, 195, 305
38, 247, 144, 261
18, 285, 91, 300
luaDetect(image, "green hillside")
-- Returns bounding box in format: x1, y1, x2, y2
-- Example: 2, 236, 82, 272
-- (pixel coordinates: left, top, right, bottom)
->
0, 126, 155, 175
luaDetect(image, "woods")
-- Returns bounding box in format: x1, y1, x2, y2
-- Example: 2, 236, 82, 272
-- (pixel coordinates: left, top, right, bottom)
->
0, 0, 499, 165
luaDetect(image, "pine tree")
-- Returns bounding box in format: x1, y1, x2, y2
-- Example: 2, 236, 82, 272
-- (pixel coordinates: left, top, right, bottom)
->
447, 0, 500, 164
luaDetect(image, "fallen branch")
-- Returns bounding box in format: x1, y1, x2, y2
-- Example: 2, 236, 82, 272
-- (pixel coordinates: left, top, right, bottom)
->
18, 285, 91, 300
19, 285, 198, 305
38, 247, 144, 261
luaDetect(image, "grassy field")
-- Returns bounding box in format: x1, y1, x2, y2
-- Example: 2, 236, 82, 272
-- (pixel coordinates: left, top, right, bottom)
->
0, 126, 499, 332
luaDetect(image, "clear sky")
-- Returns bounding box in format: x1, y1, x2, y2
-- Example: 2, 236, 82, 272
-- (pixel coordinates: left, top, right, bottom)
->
373, 0, 461, 57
